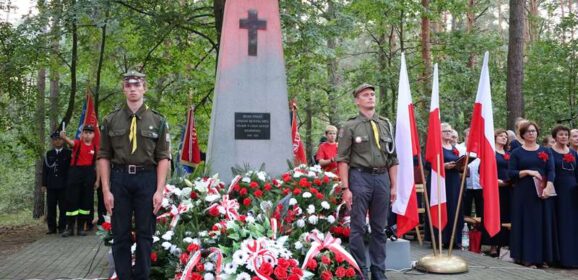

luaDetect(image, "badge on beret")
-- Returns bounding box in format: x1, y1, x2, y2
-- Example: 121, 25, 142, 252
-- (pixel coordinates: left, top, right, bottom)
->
355, 136, 362, 143
149, 126, 153, 130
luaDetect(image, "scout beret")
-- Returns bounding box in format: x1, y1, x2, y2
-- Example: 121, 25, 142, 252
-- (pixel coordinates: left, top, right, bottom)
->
83, 124, 95, 132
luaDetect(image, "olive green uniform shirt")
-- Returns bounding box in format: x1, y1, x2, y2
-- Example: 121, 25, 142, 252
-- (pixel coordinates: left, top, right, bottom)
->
98, 104, 171, 165
336, 112, 399, 168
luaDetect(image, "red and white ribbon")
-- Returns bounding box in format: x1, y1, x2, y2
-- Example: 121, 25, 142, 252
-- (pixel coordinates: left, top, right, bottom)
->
157, 203, 190, 229
227, 175, 242, 194
301, 230, 362, 277
180, 250, 202, 280
207, 247, 223, 280
206, 195, 240, 221
244, 239, 277, 280
270, 218, 277, 239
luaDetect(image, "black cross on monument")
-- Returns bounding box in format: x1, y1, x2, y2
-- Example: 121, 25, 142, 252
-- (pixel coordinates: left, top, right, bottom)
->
239, 9, 267, 56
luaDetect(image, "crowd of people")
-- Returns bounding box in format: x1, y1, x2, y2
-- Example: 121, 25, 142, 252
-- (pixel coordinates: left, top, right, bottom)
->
314, 116, 578, 270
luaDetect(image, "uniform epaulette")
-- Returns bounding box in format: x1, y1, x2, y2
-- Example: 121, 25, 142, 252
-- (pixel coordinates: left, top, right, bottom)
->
347, 115, 358, 121
150, 109, 166, 119
104, 108, 122, 120
378, 116, 390, 122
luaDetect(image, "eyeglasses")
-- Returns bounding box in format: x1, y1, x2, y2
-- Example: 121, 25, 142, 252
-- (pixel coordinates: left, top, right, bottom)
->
525, 130, 537, 134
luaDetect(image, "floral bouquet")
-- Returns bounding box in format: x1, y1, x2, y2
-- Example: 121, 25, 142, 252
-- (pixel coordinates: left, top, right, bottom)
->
301, 230, 360, 280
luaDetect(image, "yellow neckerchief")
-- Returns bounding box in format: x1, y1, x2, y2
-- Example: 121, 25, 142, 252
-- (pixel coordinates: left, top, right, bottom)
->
128, 104, 148, 154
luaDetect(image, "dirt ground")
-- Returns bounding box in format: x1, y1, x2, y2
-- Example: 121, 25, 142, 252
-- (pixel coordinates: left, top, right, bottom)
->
0, 221, 46, 263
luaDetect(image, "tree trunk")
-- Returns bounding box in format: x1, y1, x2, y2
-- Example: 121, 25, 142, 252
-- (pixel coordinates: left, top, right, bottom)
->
33, 68, 47, 219
94, 3, 109, 118
326, 0, 342, 127
467, 0, 476, 69
49, 0, 61, 131
61, 0, 78, 127
506, 0, 525, 129
420, 0, 432, 99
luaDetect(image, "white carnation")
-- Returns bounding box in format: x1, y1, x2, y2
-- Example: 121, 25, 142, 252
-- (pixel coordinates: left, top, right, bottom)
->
180, 187, 192, 198
296, 219, 305, 228
204, 273, 215, 280
224, 262, 238, 274
183, 237, 194, 243
245, 215, 255, 224
204, 262, 215, 272
242, 177, 251, 183
294, 241, 303, 250
161, 198, 170, 208
152, 236, 159, 243
236, 272, 251, 280
289, 198, 297, 205
307, 204, 315, 214
308, 215, 318, 225
161, 241, 172, 250
302, 192, 312, 198
162, 231, 174, 241
327, 215, 336, 224
321, 201, 330, 209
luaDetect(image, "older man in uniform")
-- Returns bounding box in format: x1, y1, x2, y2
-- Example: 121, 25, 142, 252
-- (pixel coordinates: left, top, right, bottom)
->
98, 70, 171, 280
337, 83, 398, 280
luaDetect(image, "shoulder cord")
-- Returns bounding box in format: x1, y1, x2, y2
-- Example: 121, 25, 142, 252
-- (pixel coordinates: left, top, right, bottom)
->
44, 153, 57, 168
383, 118, 395, 154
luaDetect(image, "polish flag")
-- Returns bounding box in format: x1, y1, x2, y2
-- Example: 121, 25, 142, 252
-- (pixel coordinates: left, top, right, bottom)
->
392, 53, 420, 236
425, 64, 447, 230
180, 106, 202, 168
466, 52, 500, 237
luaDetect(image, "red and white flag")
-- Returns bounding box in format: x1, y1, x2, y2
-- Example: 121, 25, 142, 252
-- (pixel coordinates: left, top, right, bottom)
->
425, 64, 447, 230
392, 53, 421, 236
291, 100, 307, 165
466, 52, 500, 237
83, 92, 100, 147
180, 106, 202, 167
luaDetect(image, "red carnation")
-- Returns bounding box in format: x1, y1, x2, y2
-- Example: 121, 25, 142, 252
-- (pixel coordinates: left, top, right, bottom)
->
239, 188, 248, 196
243, 197, 252, 206
345, 267, 356, 277
453, 148, 459, 156
150, 251, 157, 263
301, 178, 313, 187
273, 265, 287, 279
190, 273, 202, 280
314, 178, 322, 186
272, 179, 279, 186
190, 191, 198, 199
503, 153, 510, 161
101, 222, 112, 231
335, 252, 345, 263
195, 262, 204, 272
258, 262, 273, 276
289, 258, 298, 267
278, 258, 290, 268
332, 226, 343, 235
316, 193, 324, 199
264, 183, 272, 191
254, 189, 264, 198
306, 259, 318, 270
251, 277, 260, 280
239, 215, 247, 222
335, 266, 347, 278
321, 271, 333, 280
291, 267, 303, 276
187, 243, 200, 252
323, 175, 330, 183
309, 187, 318, 194
342, 227, 351, 237
321, 255, 331, 265
180, 252, 189, 265
250, 181, 259, 189
563, 153, 575, 163
538, 151, 549, 162
287, 275, 300, 280
232, 184, 240, 192
293, 188, 302, 195
282, 174, 292, 183
208, 206, 220, 217
283, 188, 290, 195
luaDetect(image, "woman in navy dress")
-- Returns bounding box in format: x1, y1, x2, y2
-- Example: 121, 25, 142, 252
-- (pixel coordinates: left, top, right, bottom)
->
485, 129, 512, 256
425, 123, 463, 249
549, 125, 578, 268
509, 121, 556, 268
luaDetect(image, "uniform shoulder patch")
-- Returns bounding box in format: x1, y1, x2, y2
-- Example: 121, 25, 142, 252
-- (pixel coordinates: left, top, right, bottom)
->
347, 115, 358, 121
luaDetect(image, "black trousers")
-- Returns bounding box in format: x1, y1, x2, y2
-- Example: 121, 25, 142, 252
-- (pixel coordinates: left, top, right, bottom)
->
348, 168, 390, 278
46, 188, 67, 231
66, 166, 96, 219
464, 189, 483, 218
111, 169, 157, 280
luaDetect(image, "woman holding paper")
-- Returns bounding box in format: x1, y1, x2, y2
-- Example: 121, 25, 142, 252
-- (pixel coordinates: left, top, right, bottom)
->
508, 121, 556, 268
549, 125, 578, 267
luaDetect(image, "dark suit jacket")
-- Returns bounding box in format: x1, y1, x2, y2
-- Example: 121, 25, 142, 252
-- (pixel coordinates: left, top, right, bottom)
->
42, 148, 72, 189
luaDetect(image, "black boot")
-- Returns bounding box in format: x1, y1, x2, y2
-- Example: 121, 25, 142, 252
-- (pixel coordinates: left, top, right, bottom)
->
77, 217, 87, 236
61, 217, 75, 237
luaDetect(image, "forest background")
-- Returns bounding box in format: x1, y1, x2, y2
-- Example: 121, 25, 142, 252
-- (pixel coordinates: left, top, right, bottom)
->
0, 0, 576, 221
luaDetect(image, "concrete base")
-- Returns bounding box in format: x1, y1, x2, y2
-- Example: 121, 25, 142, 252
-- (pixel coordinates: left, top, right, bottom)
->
365, 238, 412, 270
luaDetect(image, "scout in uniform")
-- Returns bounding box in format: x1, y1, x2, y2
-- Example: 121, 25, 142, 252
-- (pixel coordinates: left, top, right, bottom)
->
98, 70, 171, 280
337, 83, 399, 280
60, 124, 99, 237
42, 130, 72, 234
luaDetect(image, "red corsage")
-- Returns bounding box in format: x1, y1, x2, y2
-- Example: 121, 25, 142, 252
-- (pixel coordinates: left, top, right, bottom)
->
538, 151, 549, 162
503, 153, 510, 161
563, 153, 575, 163
452, 148, 459, 156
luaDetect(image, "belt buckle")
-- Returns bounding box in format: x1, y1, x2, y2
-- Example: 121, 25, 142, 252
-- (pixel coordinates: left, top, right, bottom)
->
128, 165, 137, 174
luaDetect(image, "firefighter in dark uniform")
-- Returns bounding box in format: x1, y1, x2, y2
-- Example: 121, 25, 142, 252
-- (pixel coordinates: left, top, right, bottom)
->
98, 70, 171, 280
337, 83, 398, 280
60, 124, 99, 237
42, 130, 72, 234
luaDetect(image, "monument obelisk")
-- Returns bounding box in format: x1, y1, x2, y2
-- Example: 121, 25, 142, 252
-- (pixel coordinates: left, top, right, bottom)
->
207, 0, 293, 182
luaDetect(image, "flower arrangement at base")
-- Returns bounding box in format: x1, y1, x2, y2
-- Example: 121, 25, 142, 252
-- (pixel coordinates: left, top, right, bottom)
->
301, 231, 360, 280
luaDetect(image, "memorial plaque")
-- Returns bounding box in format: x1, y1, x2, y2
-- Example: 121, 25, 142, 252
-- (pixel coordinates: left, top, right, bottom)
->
234, 112, 270, 140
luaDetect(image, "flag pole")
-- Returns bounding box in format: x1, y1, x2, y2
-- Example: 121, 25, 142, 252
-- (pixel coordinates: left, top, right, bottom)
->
417, 153, 438, 255
436, 155, 442, 256
448, 153, 470, 256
